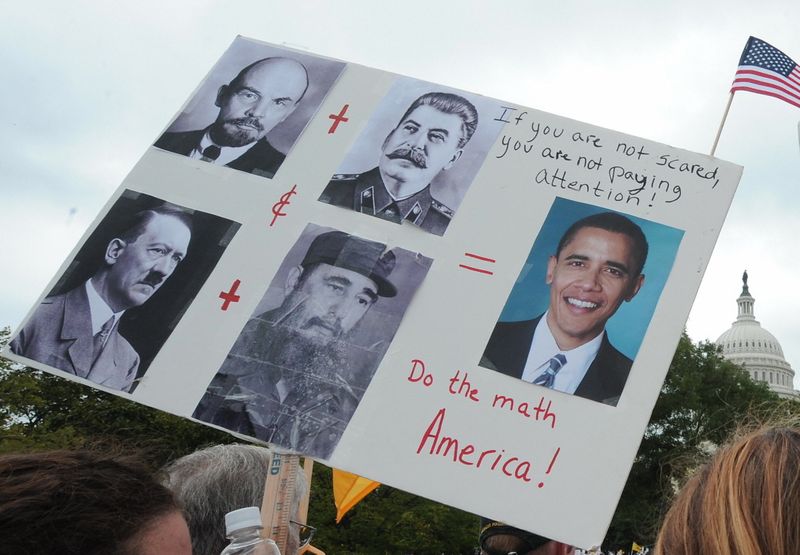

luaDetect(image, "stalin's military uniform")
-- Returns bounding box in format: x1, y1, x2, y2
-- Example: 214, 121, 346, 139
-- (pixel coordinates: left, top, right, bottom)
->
319, 167, 453, 235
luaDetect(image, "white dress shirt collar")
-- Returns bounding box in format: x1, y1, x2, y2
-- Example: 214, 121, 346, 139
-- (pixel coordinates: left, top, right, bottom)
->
85, 280, 125, 335
521, 311, 604, 394
189, 130, 255, 166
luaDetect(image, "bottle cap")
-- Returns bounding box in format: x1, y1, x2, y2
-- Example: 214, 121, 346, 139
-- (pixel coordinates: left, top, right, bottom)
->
225, 507, 263, 535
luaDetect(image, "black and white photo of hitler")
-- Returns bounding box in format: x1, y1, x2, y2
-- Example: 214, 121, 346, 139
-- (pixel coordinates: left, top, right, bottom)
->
193, 223, 432, 459
9, 189, 240, 393
154, 36, 346, 179
319, 76, 504, 236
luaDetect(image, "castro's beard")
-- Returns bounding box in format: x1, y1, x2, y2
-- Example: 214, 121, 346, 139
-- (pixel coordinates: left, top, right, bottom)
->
266, 295, 352, 382
264, 320, 349, 382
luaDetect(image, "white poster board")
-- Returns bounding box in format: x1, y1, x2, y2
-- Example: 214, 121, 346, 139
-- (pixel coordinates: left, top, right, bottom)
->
3, 36, 741, 548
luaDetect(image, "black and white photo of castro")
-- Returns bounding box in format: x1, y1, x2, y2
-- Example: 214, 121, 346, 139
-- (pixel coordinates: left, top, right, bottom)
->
194, 223, 432, 459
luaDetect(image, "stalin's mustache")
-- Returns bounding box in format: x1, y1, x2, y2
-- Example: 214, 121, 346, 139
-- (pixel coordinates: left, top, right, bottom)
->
386, 146, 427, 169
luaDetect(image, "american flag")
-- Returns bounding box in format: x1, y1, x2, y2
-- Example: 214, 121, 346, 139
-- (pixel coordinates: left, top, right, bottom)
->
731, 37, 800, 108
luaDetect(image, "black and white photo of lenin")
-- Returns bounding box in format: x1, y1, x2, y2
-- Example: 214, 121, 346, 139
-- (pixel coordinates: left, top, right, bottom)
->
154, 37, 346, 179
194, 224, 432, 459
319, 77, 505, 236
9, 190, 241, 393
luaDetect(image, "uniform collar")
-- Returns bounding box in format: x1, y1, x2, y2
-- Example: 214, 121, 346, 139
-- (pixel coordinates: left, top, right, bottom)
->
355, 167, 432, 224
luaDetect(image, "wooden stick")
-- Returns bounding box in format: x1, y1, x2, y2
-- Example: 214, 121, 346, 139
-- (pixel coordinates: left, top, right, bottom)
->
260, 452, 299, 554
710, 92, 734, 157
298, 458, 314, 522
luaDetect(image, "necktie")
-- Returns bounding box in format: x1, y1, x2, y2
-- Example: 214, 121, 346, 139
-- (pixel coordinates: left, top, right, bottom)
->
92, 316, 115, 365
201, 145, 221, 162
532, 354, 567, 388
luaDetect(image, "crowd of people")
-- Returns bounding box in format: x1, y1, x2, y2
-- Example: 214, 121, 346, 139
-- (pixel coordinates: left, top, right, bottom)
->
1, 421, 799, 554
0, 444, 308, 555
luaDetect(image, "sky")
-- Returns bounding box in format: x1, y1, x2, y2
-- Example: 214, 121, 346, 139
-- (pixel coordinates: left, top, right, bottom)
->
2, 0, 800, 387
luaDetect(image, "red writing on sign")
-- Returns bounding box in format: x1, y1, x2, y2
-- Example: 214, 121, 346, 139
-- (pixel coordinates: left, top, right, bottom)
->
448, 370, 479, 402
219, 279, 242, 311
491, 393, 557, 429
407, 359, 434, 387
416, 408, 561, 486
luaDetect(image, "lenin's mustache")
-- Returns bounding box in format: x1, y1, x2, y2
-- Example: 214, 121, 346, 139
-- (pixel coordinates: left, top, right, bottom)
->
227, 116, 264, 131
386, 146, 427, 169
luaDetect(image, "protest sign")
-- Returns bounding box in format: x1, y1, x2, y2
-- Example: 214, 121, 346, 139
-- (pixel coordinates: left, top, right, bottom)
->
4, 36, 742, 547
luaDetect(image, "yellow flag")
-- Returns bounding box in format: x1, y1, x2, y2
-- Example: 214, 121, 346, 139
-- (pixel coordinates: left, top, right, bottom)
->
332, 469, 380, 523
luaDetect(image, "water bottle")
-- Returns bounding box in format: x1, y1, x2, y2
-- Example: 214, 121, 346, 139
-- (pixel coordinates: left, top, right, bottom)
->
220, 507, 281, 555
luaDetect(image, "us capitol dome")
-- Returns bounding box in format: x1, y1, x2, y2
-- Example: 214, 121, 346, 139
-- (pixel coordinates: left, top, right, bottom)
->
715, 271, 797, 398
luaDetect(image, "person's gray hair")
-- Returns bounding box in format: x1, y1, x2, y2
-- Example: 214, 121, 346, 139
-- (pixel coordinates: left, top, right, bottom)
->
162, 444, 308, 555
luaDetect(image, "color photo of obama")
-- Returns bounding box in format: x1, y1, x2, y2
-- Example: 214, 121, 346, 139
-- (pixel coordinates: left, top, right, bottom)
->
9, 190, 240, 393
480, 198, 683, 406
194, 224, 432, 459
319, 77, 505, 236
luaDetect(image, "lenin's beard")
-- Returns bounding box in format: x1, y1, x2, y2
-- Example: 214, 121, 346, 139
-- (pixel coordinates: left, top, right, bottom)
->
209, 117, 264, 148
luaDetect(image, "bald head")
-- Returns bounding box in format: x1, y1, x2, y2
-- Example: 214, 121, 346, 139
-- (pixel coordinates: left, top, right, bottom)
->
210, 57, 309, 147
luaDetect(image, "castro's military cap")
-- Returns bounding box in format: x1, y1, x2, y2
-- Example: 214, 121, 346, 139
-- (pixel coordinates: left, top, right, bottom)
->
301, 230, 397, 297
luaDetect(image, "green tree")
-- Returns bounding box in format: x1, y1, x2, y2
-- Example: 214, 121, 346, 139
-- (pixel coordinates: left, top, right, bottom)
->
603, 333, 796, 550
308, 463, 479, 554
0, 327, 231, 464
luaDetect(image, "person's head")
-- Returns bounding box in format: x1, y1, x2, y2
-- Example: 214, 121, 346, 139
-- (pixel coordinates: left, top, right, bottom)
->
278, 231, 396, 343
162, 444, 309, 555
379, 92, 478, 194
479, 519, 574, 555
94, 206, 192, 313
210, 57, 309, 148
0, 450, 191, 555
655, 424, 800, 555
545, 212, 647, 350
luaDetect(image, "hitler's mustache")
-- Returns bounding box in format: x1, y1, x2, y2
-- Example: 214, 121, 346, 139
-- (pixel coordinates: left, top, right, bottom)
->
141, 271, 165, 288
386, 146, 427, 169
227, 117, 264, 131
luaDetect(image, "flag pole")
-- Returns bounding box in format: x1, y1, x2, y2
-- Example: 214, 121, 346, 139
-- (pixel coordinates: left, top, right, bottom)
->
710, 92, 734, 157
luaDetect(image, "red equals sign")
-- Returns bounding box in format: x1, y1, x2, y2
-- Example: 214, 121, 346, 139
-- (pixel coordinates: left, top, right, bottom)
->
459, 252, 496, 275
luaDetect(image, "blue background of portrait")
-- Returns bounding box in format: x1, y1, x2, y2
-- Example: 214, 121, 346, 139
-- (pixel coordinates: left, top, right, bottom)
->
498, 197, 685, 360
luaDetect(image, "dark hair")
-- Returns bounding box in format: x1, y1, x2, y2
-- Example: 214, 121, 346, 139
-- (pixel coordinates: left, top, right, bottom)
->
117, 205, 193, 245
556, 212, 648, 276
0, 450, 182, 555
479, 519, 551, 555
295, 261, 321, 288
228, 57, 310, 104
396, 92, 478, 148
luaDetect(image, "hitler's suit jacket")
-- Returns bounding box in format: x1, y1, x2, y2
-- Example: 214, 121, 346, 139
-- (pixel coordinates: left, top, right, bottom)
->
480, 315, 632, 406
153, 129, 286, 179
10, 286, 139, 392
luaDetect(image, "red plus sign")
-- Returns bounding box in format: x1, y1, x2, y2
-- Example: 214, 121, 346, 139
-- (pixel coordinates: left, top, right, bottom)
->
328, 104, 350, 134
219, 279, 241, 311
